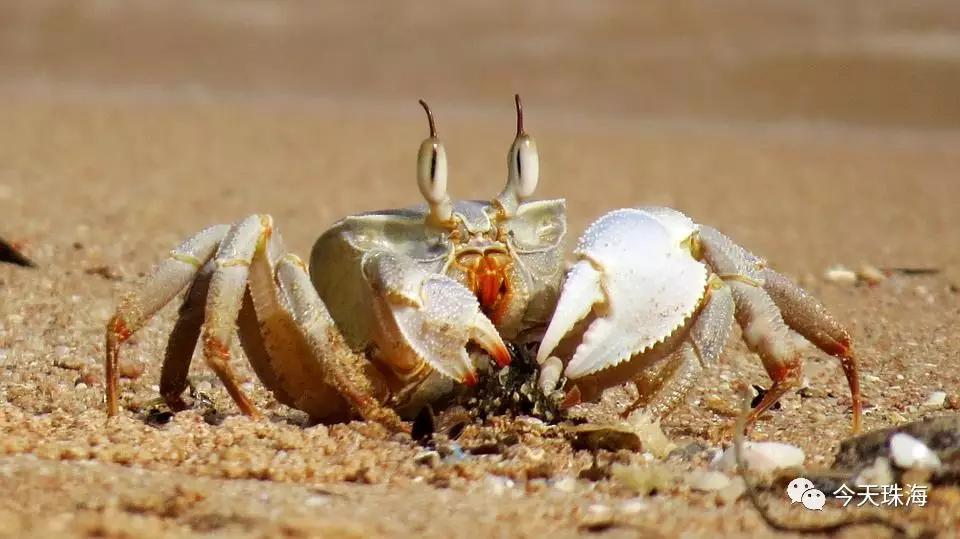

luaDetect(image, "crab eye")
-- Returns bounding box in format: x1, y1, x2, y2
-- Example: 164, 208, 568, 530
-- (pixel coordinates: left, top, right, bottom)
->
417, 138, 447, 204
416, 99, 453, 224
507, 94, 539, 199
496, 95, 539, 216
508, 134, 538, 199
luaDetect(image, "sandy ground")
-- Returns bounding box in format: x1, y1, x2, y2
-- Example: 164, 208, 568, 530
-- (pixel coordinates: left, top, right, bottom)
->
2, 2, 960, 538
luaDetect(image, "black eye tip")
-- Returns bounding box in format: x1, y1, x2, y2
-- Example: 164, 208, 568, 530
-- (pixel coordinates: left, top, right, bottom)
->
419, 99, 437, 138
514, 94, 524, 137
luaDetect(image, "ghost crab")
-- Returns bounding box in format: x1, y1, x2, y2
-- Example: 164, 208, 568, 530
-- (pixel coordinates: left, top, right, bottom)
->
104, 96, 862, 434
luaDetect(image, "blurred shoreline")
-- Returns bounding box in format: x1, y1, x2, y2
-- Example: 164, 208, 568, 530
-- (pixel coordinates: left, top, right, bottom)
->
3, 0, 960, 131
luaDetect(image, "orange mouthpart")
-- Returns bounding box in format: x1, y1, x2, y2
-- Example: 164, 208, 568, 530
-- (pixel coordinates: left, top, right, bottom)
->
472, 253, 512, 324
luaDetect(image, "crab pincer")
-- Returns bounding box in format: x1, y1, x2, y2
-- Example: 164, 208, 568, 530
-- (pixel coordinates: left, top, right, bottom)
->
536, 208, 710, 405
537, 207, 862, 433
363, 250, 510, 388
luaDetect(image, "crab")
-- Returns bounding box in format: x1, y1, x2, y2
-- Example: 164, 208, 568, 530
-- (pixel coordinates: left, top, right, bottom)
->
104, 96, 863, 434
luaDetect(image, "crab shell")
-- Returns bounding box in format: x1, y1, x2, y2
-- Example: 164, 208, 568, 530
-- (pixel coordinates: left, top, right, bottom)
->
309, 198, 566, 405
536, 207, 709, 395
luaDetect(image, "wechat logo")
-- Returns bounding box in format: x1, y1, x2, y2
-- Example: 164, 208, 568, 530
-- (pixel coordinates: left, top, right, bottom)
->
787, 477, 826, 511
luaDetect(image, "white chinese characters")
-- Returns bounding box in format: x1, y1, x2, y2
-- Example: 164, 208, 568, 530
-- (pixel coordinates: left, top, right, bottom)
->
789, 477, 928, 510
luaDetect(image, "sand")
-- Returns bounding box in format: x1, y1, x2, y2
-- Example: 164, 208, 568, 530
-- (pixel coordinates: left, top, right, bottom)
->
2, 2, 960, 538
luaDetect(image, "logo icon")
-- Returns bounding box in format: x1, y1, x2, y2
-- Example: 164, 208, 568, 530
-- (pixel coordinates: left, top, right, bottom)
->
787, 477, 826, 510
801, 488, 827, 510
786, 477, 815, 504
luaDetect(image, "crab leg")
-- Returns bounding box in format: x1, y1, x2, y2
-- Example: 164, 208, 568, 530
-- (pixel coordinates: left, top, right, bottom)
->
242, 224, 394, 425
196, 215, 274, 418
195, 215, 396, 425
725, 280, 809, 425
158, 261, 213, 410
268, 255, 404, 430
762, 268, 862, 433
105, 224, 228, 416
157, 258, 301, 414
698, 225, 861, 432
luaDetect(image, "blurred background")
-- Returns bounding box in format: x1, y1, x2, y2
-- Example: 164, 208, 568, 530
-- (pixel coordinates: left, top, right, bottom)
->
1, 0, 958, 276
3, 0, 959, 129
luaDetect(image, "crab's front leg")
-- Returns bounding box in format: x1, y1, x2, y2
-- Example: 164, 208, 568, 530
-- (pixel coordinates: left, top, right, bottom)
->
360, 250, 510, 416
537, 207, 862, 433
536, 208, 726, 414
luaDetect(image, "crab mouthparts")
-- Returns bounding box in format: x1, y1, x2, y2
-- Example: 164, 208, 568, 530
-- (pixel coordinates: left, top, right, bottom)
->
472, 254, 511, 322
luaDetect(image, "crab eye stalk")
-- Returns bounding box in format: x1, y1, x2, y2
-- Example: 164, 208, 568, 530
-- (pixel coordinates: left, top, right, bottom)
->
417, 99, 454, 226
496, 94, 539, 217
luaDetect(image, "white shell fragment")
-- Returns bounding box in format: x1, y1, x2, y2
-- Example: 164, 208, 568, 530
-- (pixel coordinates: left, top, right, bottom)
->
922, 391, 947, 408
889, 433, 942, 471
857, 264, 886, 285
854, 457, 895, 487
611, 463, 675, 496
484, 475, 516, 496
824, 265, 858, 285
687, 470, 731, 492
712, 442, 805, 473
626, 414, 677, 459
538, 208, 707, 379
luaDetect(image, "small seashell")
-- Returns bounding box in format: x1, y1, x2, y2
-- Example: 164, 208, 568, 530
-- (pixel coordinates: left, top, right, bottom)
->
610, 463, 675, 495
946, 394, 960, 410
626, 415, 677, 458
618, 498, 648, 514
305, 495, 331, 507
857, 264, 886, 285
551, 476, 577, 493
854, 456, 895, 486
587, 503, 611, 515
712, 441, 805, 473
922, 391, 946, 408
484, 475, 515, 496
889, 433, 941, 471
580, 504, 614, 531
715, 477, 747, 505
824, 265, 857, 285
687, 470, 731, 492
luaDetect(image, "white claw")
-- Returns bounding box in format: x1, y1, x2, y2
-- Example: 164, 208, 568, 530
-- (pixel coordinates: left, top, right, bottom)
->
540, 208, 708, 380
367, 252, 509, 385
536, 260, 603, 365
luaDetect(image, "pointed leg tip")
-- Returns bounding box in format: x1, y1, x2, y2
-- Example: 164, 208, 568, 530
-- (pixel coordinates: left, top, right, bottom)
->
560, 385, 582, 409
851, 406, 863, 434
493, 345, 511, 368
461, 371, 479, 387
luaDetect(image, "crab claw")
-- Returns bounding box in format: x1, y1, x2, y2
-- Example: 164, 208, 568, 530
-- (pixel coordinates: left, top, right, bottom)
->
536, 208, 708, 381
365, 252, 509, 386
